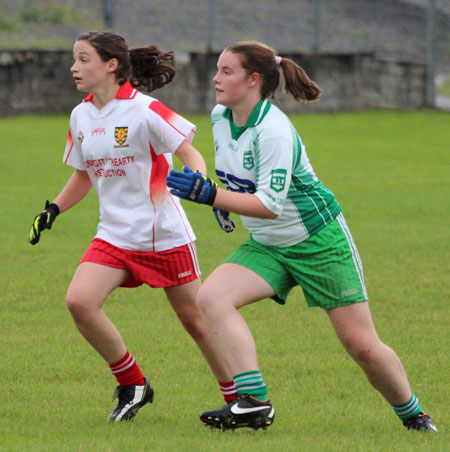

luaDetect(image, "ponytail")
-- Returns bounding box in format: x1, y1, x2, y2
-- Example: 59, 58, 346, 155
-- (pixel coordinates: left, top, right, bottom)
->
76, 31, 176, 93
278, 57, 322, 102
129, 46, 176, 93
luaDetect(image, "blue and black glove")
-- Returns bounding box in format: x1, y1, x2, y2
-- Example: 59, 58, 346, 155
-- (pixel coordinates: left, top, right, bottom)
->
167, 167, 218, 206
213, 208, 235, 233
29, 200, 60, 245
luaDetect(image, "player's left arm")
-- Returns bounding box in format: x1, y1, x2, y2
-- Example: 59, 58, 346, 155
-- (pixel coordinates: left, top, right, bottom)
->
174, 140, 207, 175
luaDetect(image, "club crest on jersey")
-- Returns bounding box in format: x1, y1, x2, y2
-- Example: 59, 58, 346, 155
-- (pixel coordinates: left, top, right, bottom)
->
243, 151, 255, 170
270, 169, 287, 192
114, 127, 129, 148
77, 130, 84, 144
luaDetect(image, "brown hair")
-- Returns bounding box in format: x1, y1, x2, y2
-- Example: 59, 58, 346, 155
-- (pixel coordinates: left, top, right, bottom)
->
225, 40, 322, 102
76, 31, 176, 93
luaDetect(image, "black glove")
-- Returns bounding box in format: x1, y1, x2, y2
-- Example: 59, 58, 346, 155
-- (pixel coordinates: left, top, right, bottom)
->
213, 208, 235, 233
29, 200, 60, 245
166, 167, 218, 206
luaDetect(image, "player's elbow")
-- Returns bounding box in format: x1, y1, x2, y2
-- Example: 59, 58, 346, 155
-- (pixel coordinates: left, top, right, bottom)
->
260, 205, 279, 219
263, 211, 278, 219
249, 207, 278, 219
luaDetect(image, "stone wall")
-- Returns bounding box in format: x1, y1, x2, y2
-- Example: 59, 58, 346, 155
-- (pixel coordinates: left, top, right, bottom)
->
0, 50, 84, 116
0, 50, 426, 117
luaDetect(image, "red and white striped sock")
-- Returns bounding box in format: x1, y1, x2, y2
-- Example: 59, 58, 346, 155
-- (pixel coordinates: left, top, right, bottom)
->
109, 351, 145, 387
219, 380, 237, 404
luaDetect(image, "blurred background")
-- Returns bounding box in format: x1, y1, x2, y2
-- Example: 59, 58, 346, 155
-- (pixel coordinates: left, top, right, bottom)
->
0, 0, 449, 115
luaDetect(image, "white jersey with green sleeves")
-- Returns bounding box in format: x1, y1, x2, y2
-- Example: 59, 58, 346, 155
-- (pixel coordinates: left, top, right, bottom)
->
211, 99, 341, 247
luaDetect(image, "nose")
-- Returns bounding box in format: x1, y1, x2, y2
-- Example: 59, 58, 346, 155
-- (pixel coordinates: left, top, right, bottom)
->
212, 72, 219, 84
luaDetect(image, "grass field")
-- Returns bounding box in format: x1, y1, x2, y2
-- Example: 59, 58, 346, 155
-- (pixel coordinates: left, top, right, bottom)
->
0, 110, 449, 451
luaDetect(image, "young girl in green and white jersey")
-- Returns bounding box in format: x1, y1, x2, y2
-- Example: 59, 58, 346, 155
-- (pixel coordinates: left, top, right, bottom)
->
166, 41, 436, 432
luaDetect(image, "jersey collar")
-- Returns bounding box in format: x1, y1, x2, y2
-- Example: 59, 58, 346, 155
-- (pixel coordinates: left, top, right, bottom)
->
115, 82, 138, 99
83, 81, 138, 102
223, 98, 272, 140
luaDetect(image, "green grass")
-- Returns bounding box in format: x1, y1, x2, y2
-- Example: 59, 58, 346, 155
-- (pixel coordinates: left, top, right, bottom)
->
0, 110, 449, 451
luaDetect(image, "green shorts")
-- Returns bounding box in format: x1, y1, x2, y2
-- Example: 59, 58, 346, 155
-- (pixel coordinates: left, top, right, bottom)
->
224, 213, 368, 309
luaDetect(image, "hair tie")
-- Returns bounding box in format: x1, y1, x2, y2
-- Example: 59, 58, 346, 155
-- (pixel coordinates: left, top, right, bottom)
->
275, 56, 282, 66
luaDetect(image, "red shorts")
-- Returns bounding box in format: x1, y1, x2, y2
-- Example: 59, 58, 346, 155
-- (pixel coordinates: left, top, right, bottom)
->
80, 238, 200, 288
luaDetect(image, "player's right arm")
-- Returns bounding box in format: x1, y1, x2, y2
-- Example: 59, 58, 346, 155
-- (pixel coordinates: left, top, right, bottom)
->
167, 167, 277, 219
53, 169, 92, 213
29, 170, 92, 245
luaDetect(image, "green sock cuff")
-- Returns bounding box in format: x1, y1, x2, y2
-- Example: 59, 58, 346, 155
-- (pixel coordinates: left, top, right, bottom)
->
392, 394, 422, 420
234, 371, 261, 379
233, 370, 268, 401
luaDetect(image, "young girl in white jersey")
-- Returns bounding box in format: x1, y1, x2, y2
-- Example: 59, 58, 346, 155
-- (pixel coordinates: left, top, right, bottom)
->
166, 41, 436, 432
28, 31, 235, 422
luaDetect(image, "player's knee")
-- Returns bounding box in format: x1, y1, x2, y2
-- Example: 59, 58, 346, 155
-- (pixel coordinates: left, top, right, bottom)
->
354, 347, 376, 365
66, 289, 94, 321
179, 315, 206, 342
344, 337, 378, 365
65, 294, 84, 320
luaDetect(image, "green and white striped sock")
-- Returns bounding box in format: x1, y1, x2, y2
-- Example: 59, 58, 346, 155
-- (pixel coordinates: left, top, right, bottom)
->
392, 394, 422, 420
233, 370, 267, 401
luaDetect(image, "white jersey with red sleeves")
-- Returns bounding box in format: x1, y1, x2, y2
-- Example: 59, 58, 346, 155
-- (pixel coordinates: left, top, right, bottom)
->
63, 82, 196, 252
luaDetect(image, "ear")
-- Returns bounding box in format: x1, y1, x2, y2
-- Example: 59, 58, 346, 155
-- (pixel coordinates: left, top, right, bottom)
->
107, 58, 119, 74
248, 72, 260, 88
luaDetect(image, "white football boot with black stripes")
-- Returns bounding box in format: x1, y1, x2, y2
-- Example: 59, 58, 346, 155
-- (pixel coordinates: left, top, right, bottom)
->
200, 395, 275, 430
107, 377, 154, 421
